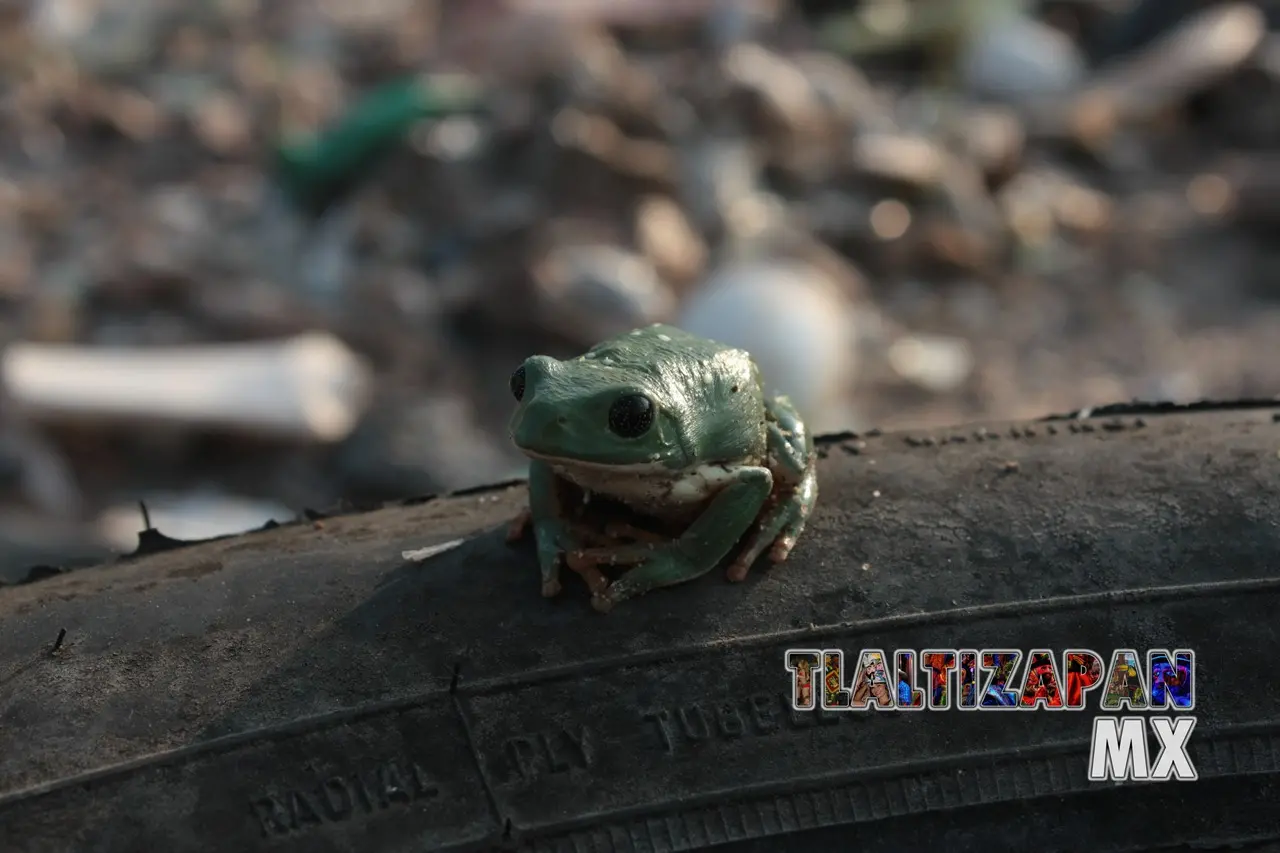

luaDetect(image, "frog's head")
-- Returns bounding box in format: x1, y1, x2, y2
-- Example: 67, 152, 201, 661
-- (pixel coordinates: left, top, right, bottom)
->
508, 354, 689, 469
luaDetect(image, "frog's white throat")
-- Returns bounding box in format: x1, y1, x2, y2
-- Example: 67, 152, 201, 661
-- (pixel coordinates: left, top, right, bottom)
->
530, 452, 748, 512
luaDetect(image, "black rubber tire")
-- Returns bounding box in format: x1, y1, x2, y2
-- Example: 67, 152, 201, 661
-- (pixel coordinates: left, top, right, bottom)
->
2, 403, 1280, 853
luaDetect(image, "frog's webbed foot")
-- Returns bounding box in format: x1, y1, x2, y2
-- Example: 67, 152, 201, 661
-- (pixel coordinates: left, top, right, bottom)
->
565, 543, 655, 597
566, 543, 658, 569
561, 519, 672, 595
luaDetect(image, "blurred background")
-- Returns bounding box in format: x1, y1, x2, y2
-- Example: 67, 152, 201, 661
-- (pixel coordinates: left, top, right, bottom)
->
0, 0, 1277, 580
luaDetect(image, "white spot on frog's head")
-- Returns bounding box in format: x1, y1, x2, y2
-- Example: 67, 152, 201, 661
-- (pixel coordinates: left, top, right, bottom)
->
630, 329, 643, 336
657, 334, 671, 342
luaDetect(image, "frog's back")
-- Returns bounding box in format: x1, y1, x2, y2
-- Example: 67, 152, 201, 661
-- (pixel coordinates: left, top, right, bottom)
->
586, 325, 755, 394
589, 324, 735, 367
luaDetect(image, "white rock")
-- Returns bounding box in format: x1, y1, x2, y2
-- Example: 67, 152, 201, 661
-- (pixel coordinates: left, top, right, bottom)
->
886, 334, 973, 392
2, 332, 373, 442
960, 14, 1086, 103
676, 261, 857, 431
32, 0, 164, 76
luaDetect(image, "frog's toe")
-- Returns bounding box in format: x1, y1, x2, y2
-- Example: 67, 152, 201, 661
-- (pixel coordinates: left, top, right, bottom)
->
769, 535, 797, 563
539, 555, 564, 596
726, 497, 806, 580
535, 543, 565, 597
590, 590, 617, 613
568, 559, 611, 595
770, 512, 811, 562
771, 492, 816, 562
725, 559, 752, 582
565, 544, 653, 570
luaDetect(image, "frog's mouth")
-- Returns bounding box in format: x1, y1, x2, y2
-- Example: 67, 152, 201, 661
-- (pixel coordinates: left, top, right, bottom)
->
517, 448, 674, 474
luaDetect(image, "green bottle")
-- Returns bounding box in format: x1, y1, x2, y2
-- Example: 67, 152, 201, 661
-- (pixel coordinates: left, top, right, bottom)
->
275, 73, 486, 216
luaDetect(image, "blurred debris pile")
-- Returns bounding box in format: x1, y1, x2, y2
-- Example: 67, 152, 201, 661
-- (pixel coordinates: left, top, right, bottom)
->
0, 0, 1279, 574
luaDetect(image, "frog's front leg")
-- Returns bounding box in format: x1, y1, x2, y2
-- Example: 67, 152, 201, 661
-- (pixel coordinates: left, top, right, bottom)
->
576, 466, 774, 612
726, 395, 818, 582
516, 459, 587, 597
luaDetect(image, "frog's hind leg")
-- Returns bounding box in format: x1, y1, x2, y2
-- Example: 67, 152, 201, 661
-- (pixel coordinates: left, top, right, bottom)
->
726, 395, 819, 582
767, 458, 817, 564
724, 462, 817, 580
725, 507, 790, 582
578, 466, 774, 611
566, 559, 611, 597
560, 516, 672, 595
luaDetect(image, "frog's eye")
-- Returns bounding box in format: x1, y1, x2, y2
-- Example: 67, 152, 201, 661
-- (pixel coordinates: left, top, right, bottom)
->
510, 365, 526, 401
607, 394, 654, 438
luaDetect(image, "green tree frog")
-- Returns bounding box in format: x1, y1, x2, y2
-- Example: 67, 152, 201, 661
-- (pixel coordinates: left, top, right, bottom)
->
506, 323, 819, 612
